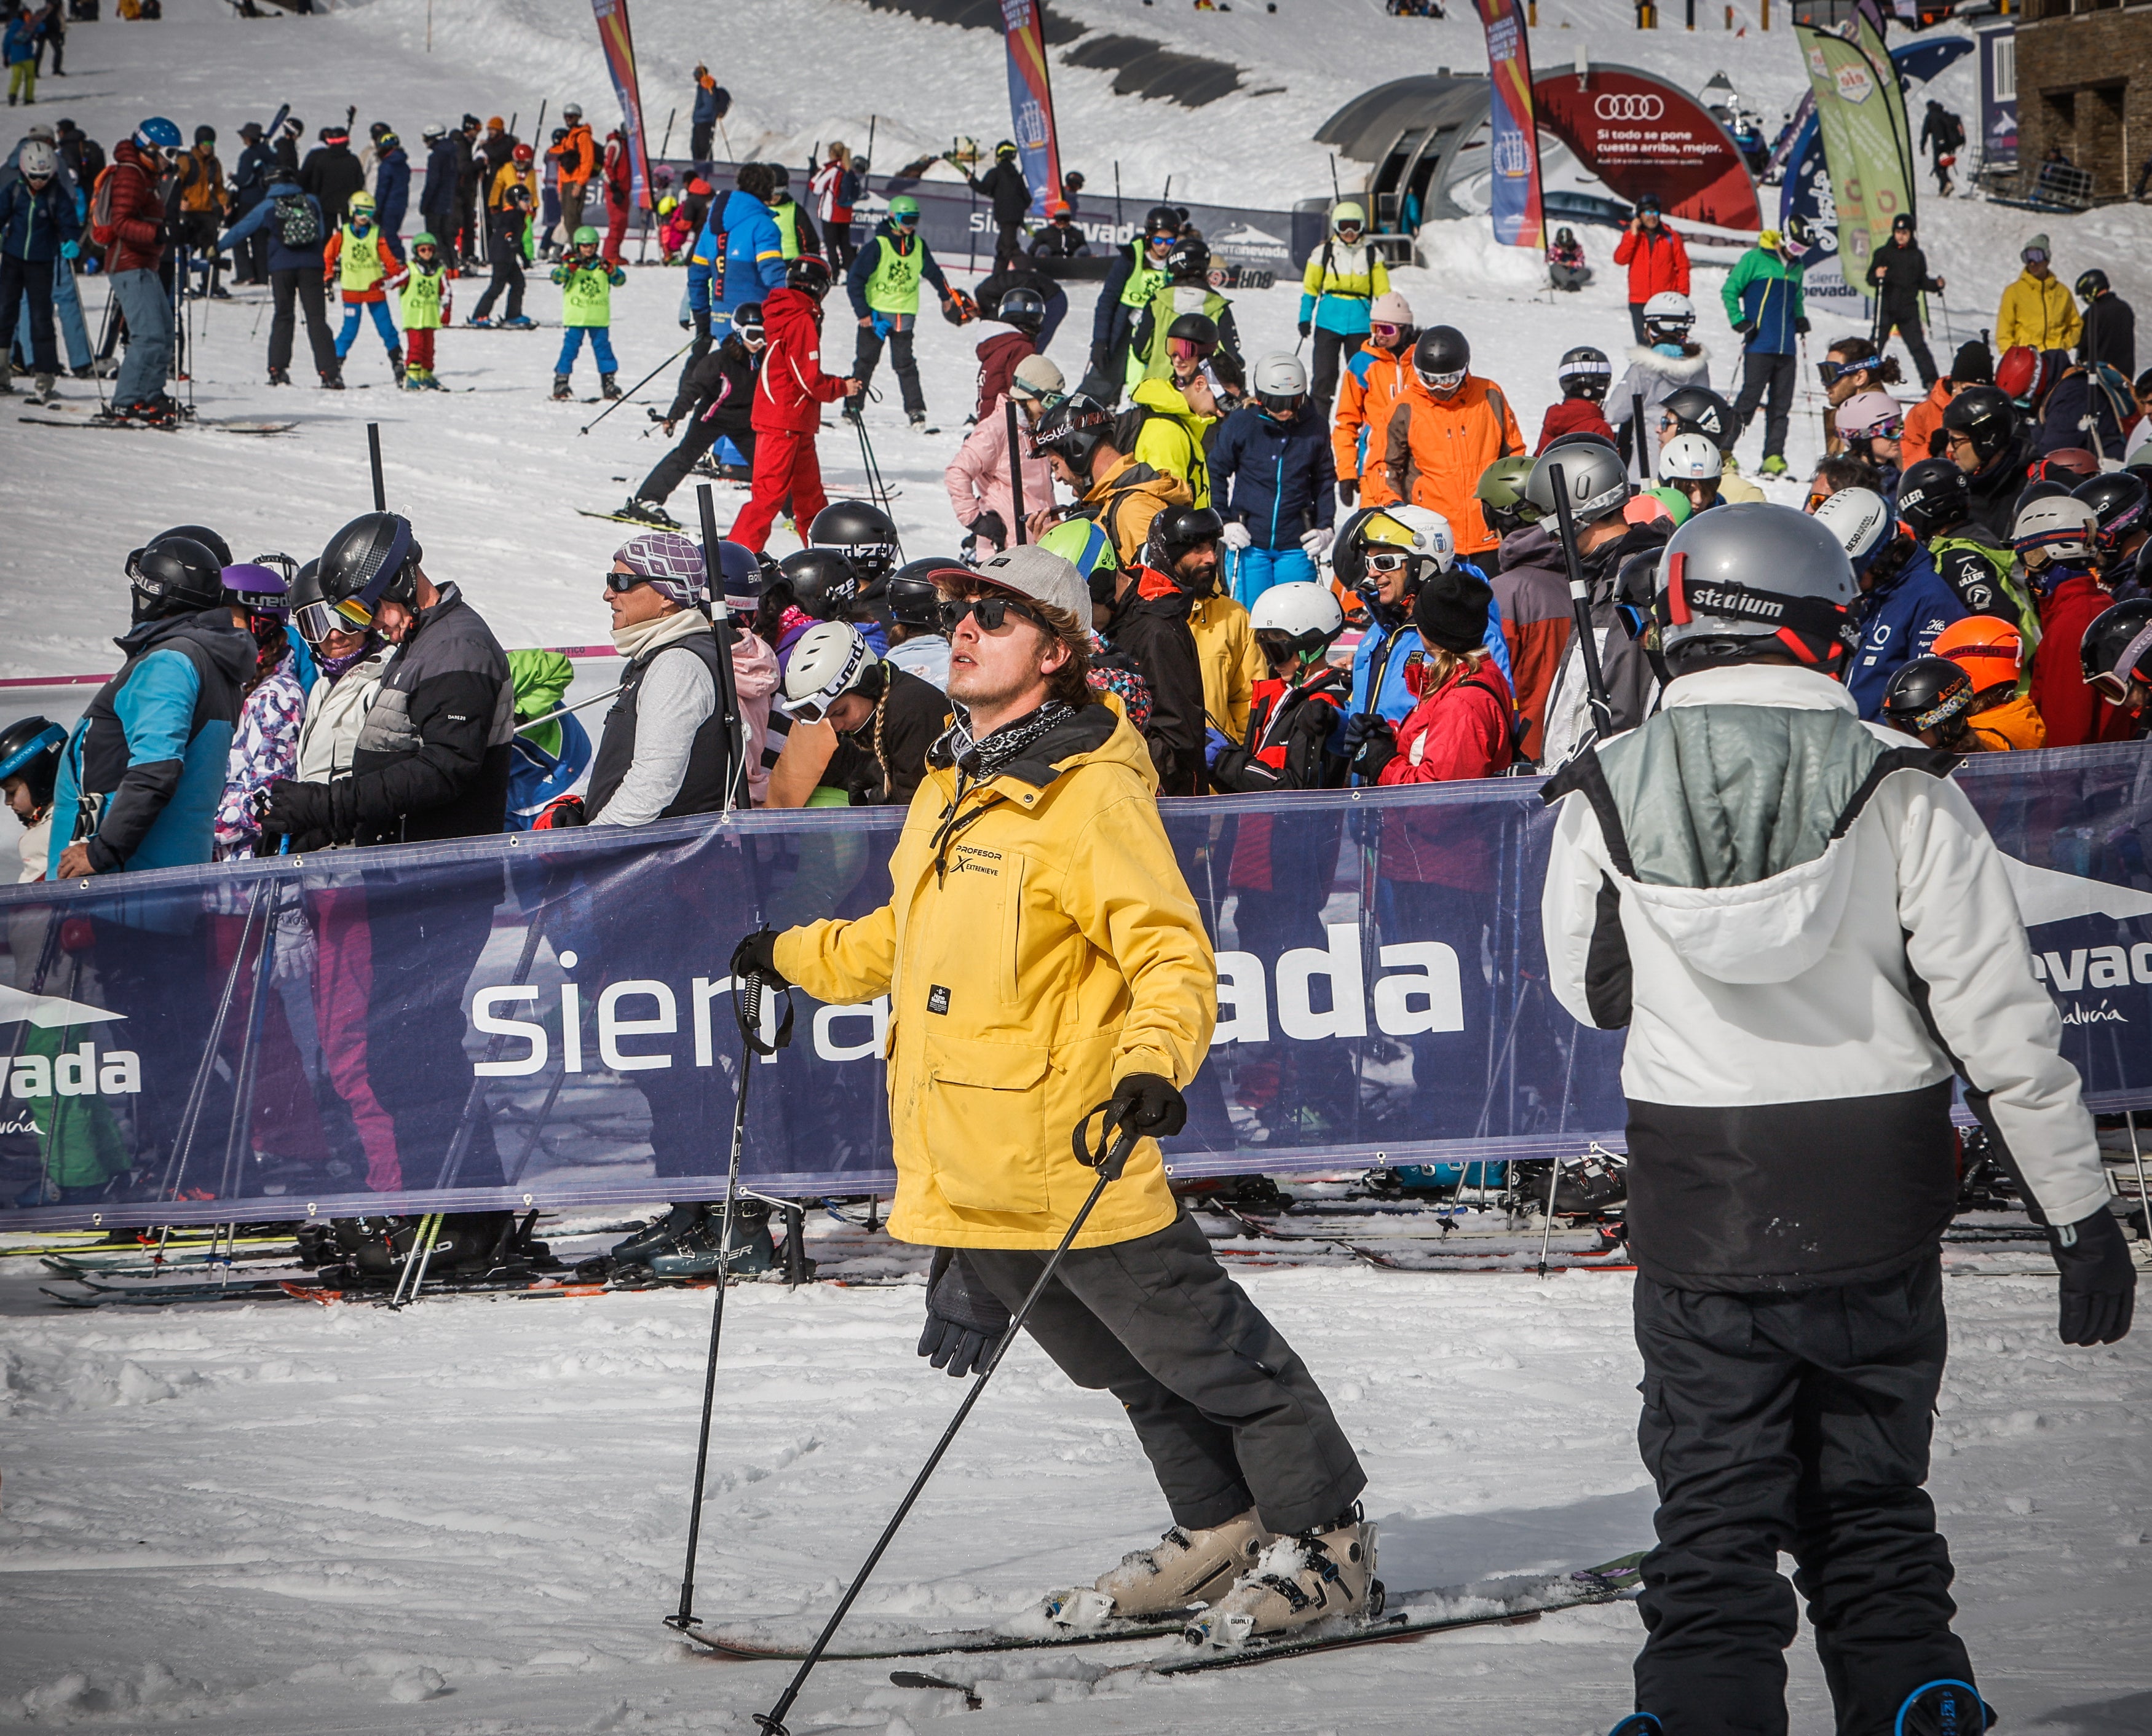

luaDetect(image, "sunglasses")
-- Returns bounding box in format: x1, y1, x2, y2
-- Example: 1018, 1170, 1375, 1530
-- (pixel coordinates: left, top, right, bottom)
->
938, 594, 1049, 634
605, 569, 651, 593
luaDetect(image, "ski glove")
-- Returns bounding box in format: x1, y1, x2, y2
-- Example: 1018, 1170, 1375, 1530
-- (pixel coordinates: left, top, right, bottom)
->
1204, 725, 1233, 770
1794, 317, 1811, 335
60, 240, 79, 260
1339, 712, 1394, 779
1300, 526, 1333, 558
1732, 319, 1756, 337
917, 1247, 1011, 1379
1337, 478, 1358, 508
1100, 1071, 1187, 1145
1297, 320, 1311, 339
1221, 521, 1253, 551
729, 926, 790, 990
2049, 1207, 2137, 1346
970, 509, 1010, 549
257, 777, 328, 838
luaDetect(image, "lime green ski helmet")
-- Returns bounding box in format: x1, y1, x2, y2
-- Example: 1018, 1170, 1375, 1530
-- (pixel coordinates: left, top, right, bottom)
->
1038, 515, 1118, 578
1474, 453, 1541, 535
888, 194, 920, 223
572, 225, 601, 247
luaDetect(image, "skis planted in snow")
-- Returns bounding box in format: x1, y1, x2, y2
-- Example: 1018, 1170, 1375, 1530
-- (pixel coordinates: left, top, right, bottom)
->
678, 1606, 1206, 1663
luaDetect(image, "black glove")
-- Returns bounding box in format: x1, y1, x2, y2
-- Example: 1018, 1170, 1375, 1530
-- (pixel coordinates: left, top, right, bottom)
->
916, 1248, 1011, 1379
1794, 316, 1811, 336
1337, 478, 1358, 508
1297, 319, 1311, 339
2049, 1207, 2136, 1346
729, 926, 789, 989
971, 508, 1009, 548
1101, 1071, 1186, 1146
1339, 712, 1394, 779
256, 778, 328, 837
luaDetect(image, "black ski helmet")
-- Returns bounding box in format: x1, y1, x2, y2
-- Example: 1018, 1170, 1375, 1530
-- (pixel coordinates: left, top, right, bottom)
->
1152, 505, 1225, 565
129, 535, 226, 619
0, 716, 65, 812
886, 558, 965, 630
2076, 267, 2111, 301
1142, 204, 1179, 239
1896, 458, 1972, 540
1165, 310, 1219, 352
2081, 596, 2152, 699
152, 523, 234, 569
996, 286, 1046, 335
1413, 326, 1470, 385
1660, 385, 1735, 447
780, 546, 860, 619
730, 302, 765, 343
809, 500, 900, 586
1029, 393, 1115, 474
1164, 237, 1209, 282
316, 511, 423, 629
1881, 655, 1977, 739
289, 558, 342, 647
786, 254, 833, 297
2074, 470, 2149, 556
1557, 345, 1612, 403
1942, 384, 2017, 467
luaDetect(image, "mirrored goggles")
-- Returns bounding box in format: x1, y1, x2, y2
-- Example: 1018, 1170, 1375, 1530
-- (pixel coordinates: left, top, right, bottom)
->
1168, 336, 1217, 364
1420, 368, 1466, 392
293, 600, 349, 645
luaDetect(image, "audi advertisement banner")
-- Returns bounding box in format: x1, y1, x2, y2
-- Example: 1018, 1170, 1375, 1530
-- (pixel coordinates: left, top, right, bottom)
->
10, 748, 2152, 1233
1530, 66, 1763, 232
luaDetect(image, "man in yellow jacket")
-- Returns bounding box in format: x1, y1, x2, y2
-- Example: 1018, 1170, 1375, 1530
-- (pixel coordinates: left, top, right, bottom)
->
1995, 235, 2083, 355
1142, 504, 1262, 743
734, 545, 1372, 1643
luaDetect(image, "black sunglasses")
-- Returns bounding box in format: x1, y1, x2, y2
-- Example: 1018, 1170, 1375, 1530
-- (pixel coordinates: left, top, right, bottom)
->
605, 569, 648, 593
938, 595, 1049, 633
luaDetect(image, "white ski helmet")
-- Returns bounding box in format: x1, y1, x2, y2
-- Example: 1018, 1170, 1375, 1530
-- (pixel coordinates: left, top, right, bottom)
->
1657, 432, 1723, 484
1641, 291, 1695, 341
1811, 486, 1894, 566
1252, 352, 1308, 414
1356, 504, 1455, 583
1652, 501, 1858, 670
2012, 494, 2097, 564
781, 620, 879, 724
17, 139, 58, 180
1249, 580, 1345, 653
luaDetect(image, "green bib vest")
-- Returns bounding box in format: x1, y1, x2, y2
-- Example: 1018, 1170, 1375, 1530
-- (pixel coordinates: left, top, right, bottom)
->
561, 261, 615, 327
338, 225, 385, 293
1137, 285, 1229, 382
864, 234, 925, 315
1120, 238, 1168, 310
772, 201, 805, 261
400, 262, 446, 331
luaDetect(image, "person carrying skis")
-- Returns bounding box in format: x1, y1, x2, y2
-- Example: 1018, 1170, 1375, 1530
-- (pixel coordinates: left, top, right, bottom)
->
550, 226, 625, 401
734, 543, 1374, 1647
845, 192, 956, 429
728, 254, 860, 553
618, 301, 765, 527
1299, 200, 1388, 417
960, 138, 1031, 271
323, 191, 407, 385
1542, 501, 2133, 1736
398, 231, 449, 390
1721, 229, 1806, 476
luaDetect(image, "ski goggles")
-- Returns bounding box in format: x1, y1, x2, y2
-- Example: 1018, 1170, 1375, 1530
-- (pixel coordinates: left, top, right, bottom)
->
1361, 548, 1413, 577
938, 594, 1052, 635
1418, 368, 1466, 393
1257, 391, 1305, 419
294, 599, 354, 644
2022, 248, 2049, 265
1370, 322, 1406, 342
1847, 416, 1905, 441
1168, 336, 1217, 364
2090, 624, 2152, 702
1335, 221, 1363, 237
891, 211, 920, 229
1816, 358, 1867, 386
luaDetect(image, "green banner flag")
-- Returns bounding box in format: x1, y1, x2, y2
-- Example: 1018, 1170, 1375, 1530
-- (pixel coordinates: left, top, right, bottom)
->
1795, 10, 1916, 300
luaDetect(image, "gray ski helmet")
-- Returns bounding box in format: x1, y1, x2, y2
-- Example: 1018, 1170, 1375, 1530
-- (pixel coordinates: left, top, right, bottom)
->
1652, 502, 1858, 672
887, 557, 967, 629
810, 500, 900, 585
1557, 345, 1612, 401
1525, 442, 1631, 538
317, 511, 423, 629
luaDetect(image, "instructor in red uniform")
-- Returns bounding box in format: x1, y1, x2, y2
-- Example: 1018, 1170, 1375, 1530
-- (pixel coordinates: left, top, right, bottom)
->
729, 254, 860, 552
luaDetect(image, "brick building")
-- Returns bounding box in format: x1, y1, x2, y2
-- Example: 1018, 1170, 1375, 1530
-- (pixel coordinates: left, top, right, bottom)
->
2011, 0, 2152, 200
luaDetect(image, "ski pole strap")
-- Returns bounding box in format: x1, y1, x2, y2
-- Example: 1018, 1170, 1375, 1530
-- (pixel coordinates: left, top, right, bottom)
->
732, 966, 795, 1056
1070, 1099, 1141, 1182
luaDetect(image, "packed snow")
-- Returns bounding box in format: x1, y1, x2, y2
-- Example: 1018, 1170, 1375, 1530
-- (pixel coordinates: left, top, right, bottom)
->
7, 3, 2152, 1733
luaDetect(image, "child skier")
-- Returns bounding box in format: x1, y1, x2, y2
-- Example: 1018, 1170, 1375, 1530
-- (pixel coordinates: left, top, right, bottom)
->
398, 232, 451, 391
1536, 345, 1615, 453
552, 225, 626, 401
322, 189, 407, 384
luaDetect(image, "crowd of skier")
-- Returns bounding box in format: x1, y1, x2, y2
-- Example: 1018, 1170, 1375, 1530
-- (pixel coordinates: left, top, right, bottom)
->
9, 90, 2152, 1736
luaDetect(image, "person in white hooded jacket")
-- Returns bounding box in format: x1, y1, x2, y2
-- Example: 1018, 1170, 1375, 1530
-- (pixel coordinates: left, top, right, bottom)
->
1541, 502, 2132, 1736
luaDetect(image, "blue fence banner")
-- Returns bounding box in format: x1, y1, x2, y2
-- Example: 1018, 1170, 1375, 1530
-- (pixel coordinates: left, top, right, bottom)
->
6, 744, 2152, 1231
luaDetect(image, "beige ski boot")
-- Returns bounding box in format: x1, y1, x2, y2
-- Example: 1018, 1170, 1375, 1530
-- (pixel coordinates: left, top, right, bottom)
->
1184, 1509, 1380, 1649
1043, 1510, 1275, 1629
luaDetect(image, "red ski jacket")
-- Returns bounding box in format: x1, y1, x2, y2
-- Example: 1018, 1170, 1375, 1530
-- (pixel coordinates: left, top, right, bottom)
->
2031, 570, 2130, 749
1612, 224, 1691, 304
1535, 394, 1616, 454
753, 285, 850, 435
93, 140, 167, 275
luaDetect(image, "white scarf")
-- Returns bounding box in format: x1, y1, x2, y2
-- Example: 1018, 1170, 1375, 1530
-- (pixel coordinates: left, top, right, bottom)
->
612, 606, 712, 662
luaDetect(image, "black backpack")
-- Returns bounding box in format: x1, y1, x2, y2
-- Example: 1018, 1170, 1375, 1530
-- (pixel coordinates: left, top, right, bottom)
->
274, 191, 322, 249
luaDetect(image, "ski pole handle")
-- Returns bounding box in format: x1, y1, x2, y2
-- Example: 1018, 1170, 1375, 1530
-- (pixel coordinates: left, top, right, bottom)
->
1070, 1099, 1144, 1182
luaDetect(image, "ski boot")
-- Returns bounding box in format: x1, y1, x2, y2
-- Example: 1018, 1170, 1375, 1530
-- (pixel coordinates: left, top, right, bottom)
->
1760, 454, 1789, 477
467, 314, 494, 328
1604, 1719, 1663, 1736
1896, 1681, 1993, 1735
501, 315, 536, 330
320, 366, 346, 390
0, 361, 13, 395
267, 365, 291, 385
600, 372, 622, 401
1183, 1508, 1379, 1649
552, 372, 574, 401
599, 1200, 777, 1279
421, 370, 446, 390
389, 347, 406, 385
907, 409, 927, 429
1046, 1511, 1275, 1629
614, 497, 678, 527
129, 393, 184, 428
29, 373, 56, 404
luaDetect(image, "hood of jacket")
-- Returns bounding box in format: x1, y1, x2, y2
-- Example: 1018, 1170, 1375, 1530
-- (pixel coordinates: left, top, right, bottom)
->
1498, 520, 1564, 575
1625, 343, 1712, 382
729, 621, 781, 699
116, 606, 255, 687
1575, 665, 1945, 985
1104, 564, 1195, 640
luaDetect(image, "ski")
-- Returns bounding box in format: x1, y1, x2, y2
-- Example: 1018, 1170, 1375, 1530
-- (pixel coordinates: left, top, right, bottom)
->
577, 508, 693, 529
678, 1606, 1205, 1662
17, 416, 296, 435
1147, 1553, 1647, 1676
40, 1274, 312, 1308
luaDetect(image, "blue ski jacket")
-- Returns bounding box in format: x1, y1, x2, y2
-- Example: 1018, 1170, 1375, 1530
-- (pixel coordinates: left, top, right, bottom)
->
0, 173, 81, 263
217, 178, 326, 274
373, 146, 410, 236
1349, 577, 1513, 733
1844, 540, 1968, 720
1211, 403, 1337, 551
688, 189, 786, 317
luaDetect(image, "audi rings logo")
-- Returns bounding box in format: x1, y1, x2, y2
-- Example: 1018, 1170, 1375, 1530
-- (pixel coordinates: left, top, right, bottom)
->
1594, 92, 1665, 121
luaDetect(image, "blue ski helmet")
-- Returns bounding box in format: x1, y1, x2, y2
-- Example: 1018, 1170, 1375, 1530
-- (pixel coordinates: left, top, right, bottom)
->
133, 116, 183, 151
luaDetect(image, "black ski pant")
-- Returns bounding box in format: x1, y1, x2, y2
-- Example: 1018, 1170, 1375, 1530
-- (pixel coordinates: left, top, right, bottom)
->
823, 221, 855, 277
639, 416, 753, 504
853, 314, 925, 416
360, 865, 505, 1193
965, 1210, 1366, 1537
471, 223, 526, 321
1310, 325, 1353, 419
1731, 350, 1798, 463
1631, 1256, 1974, 1736
690, 119, 713, 164
991, 218, 1024, 272
268, 267, 338, 377
0, 253, 57, 375
1877, 308, 1939, 391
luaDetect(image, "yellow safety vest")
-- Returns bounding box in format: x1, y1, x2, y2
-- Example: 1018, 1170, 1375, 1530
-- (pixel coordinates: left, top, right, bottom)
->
400, 262, 447, 331
338, 225, 385, 293
864, 233, 925, 315
771, 200, 805, 261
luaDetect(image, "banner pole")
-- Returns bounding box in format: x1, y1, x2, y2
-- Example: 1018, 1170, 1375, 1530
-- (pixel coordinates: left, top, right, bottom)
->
1005, 395, 1026, 543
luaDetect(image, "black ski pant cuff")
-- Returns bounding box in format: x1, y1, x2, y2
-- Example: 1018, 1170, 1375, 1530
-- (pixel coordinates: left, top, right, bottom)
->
1632, 1256, 1974, 1736
964, 1209, 1365, 1537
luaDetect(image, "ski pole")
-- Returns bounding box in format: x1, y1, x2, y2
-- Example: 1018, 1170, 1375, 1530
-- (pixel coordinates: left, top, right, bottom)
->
697, 482, 750, 811
1545, 462, 1615, 746
367, 422, 386, 510
515, 684, 623, 736
158, 879, 272, 1203
580, 337, 692, 435
1631, 390, 1647, 479
667, 954, 795, 1632
752, 1108, 1142, 1736
1005, 394, 1026, 543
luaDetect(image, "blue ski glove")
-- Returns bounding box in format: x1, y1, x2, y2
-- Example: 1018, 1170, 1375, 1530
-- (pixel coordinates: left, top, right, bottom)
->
917, 1248, 1011, 1378
1204, 725, 1232, 770
2050, 1207, 2136, 1346
60, 240, 80, 260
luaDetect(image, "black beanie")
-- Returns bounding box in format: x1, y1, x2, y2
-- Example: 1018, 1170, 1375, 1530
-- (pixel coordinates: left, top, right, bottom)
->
1951, 341, 1993, 385
1411, 565, 1493, 655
